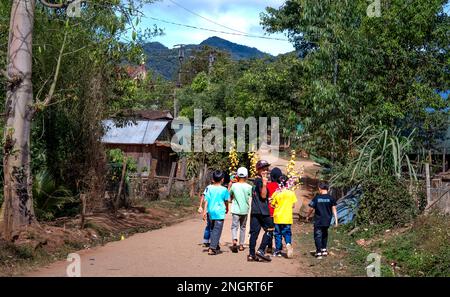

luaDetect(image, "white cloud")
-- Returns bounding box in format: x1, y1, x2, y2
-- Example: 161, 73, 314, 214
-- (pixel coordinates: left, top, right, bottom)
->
215, 13, 253, 32
167, 0, 285, 12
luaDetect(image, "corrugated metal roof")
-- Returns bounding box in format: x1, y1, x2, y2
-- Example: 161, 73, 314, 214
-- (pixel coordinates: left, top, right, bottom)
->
118, 109, 173, 120
101, 120, 169, 144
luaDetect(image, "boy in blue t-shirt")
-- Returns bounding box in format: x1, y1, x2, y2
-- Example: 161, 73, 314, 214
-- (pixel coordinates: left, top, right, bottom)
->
307, 182, 338, 259
198, 178, 213, 247
202, 170, 230, 255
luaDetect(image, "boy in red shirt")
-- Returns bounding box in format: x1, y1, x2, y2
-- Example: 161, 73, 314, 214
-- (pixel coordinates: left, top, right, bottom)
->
266, 167, 282, 254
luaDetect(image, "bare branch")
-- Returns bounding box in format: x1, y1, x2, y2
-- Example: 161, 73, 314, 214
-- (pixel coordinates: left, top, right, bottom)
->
35, 76, 51, 102
35, 31, 68, 112
43, 31, 68, 106
62, 45, 87, 56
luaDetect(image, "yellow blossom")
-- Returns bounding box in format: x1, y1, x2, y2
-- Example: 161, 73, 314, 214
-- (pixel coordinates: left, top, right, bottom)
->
228, 142, 239, 174
248, 150, 259, 178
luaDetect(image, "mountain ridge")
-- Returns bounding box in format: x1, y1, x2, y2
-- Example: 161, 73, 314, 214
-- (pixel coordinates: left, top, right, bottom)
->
143, 36, 271, 80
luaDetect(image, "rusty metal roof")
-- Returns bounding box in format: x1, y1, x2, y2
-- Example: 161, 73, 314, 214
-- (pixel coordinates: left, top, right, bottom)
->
101, 120, 169, 145
117, 109, 173, 120
135, 110, 173, 120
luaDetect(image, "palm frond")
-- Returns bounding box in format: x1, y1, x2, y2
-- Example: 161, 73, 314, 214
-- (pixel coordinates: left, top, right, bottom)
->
33, 169, 74, 220
334, 127, 418, 185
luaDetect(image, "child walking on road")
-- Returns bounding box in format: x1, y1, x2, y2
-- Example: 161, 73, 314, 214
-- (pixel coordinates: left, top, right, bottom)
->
307, 182, 338, 259
248, 160, 274, 262
229, 167, 252, 253
198, 178, 213, 247
203, 171, 230, 255
266, 167, 283, 254
198, 194, 212, 247
271, 175, 297, 258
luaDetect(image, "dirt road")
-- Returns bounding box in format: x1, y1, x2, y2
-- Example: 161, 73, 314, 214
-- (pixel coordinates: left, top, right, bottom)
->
26, 153, 320, 277
27, 214, 306, 277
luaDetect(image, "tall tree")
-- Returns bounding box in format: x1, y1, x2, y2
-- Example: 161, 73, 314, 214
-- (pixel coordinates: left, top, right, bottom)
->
0, 0, 156, 240
261, 0, 449, 163
2, 0, 38, 240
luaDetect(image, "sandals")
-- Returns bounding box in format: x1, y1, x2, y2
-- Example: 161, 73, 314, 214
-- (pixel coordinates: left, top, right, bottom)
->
208, 248, 218, 255
239, 245, 245, 251
247, 255, 259, 262
256, 250, 272, 262
231, 244, 238, 253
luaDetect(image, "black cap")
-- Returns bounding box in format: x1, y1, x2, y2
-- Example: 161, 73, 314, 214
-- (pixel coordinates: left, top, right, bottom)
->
270, 167, 283, 182
256, 160, 270, 170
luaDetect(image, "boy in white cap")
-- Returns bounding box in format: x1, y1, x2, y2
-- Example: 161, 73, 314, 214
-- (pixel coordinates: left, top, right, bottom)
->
228, 167, 253, 253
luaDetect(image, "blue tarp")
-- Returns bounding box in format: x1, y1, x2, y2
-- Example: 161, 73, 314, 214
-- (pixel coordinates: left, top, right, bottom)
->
331, 186, 363, 225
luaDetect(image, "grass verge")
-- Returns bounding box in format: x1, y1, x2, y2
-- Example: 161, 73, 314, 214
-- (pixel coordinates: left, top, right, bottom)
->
297, 213, 450, 277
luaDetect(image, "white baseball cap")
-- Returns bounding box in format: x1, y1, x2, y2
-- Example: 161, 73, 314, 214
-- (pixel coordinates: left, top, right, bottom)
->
237, 167, 248, 177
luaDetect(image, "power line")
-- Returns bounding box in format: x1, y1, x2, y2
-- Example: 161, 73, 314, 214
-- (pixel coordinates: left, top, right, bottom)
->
143, 16, 448, 67
145, 15, 290, 42
167, 0, 248, 35
2, 7, 446, 68
143, 47, 196, 54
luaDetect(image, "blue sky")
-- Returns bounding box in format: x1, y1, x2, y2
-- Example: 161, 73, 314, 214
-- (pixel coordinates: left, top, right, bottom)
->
137, 1, 450, 56
138, 0, 295, 55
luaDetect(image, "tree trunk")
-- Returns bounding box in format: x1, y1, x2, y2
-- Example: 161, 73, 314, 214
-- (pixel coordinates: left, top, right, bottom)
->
0, 0, 36, 240
115, 161, 127, 213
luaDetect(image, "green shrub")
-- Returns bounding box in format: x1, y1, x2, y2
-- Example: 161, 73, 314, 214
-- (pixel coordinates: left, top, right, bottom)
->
107, 149, 137, 174
106, 149, 138, 206
171, 191, 194, 208
380, 214, 450, 276
357, 175, 416, 227
33, 169, 75, 221
143, 179, 159, 201
0, 241, 34, 262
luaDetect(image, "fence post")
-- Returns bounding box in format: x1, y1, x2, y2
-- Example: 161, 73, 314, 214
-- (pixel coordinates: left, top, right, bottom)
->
150, 158, 158, 178
180, 158, 187, 179
115, 161, 127, 213
80, 194, 86, 229
203, 164, 208, 188
167, 162, 177, 197
425, 163, 431, 214
443, 148, 446, 173
198, 165, 204, 192
189, 177, 196, 198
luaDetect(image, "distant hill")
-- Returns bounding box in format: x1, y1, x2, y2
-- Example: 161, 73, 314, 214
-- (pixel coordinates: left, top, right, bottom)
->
142, 42, 180, 80
200, 36, 269, 60
143, 36, 271, 80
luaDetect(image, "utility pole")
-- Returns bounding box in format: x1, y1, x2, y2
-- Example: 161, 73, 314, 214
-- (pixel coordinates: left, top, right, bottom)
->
173, 44, 185, 118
